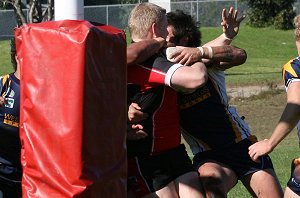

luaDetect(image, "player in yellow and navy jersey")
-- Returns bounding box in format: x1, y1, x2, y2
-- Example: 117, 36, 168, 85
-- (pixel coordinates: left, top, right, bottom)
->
0, 38, 22, 198
249, 14, 300, 198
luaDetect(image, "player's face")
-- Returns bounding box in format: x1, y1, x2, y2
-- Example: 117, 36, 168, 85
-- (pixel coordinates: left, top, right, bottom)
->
166, 25, 176, 44
166, 25, 184, 46
296, 40, 300, 56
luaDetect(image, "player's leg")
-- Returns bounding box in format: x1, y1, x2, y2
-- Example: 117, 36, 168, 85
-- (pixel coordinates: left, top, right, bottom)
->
238, 139, 283, 198
175, 171, 205, 198
241, 168, 283, 198
198, 161, 238, 198
284, 187, 300, 198
284, 158, 300, 198
152, 181, 179, 198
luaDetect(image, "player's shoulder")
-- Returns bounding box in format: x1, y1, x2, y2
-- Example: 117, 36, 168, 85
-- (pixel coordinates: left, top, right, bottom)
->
283, 57, 300, 78
0, 74, 10, 84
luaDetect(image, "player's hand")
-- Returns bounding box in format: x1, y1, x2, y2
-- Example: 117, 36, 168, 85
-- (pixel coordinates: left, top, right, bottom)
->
168, 46, 202, 66
248, 139, 273, 162
127, 124, 148, 140
221, 7, 246, 39
128, 103, 148, 123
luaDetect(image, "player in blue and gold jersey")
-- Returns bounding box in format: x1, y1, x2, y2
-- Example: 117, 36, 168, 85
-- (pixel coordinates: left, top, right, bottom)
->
0, 38, 22, 198
249, 14, 300, 198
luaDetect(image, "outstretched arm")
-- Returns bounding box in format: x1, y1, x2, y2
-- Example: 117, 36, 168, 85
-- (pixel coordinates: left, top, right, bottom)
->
204, 7, 245, 47
248, 82, 300, 162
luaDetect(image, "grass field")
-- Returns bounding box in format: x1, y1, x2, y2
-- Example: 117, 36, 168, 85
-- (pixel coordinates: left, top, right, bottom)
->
202, 25, 297, 87
0, 25, 298, 197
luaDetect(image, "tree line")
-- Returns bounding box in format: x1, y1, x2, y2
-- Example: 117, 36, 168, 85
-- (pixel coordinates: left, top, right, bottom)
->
0, 0, 297, 30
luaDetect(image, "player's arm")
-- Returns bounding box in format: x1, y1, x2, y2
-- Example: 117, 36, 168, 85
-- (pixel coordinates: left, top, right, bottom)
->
205, 45, 247, 70
168, 45, 247, 70
168, 61, 208, 93
249, 82, 300, 162
127, 37, 166, 65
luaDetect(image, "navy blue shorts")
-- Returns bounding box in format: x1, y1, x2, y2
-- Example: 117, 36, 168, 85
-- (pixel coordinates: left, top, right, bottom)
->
287, 158, 300, 196
193, 138, 274, 179
0, 162, 22, 198
128, 144, 196, 194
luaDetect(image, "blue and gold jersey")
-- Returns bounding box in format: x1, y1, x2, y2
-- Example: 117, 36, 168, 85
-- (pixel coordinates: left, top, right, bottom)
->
282, 57, 300, 146
179, 69, 256, 154
282, 57, 300, 89
0, 73, 21, 167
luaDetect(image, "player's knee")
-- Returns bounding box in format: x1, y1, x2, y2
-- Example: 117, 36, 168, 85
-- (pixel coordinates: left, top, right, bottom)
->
200, 173, 230, 196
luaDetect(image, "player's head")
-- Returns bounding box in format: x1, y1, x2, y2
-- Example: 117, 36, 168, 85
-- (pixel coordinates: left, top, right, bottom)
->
166, 10, 201, 47
294, 15, 300, 41
294, 14, 300, 55
10, 37, 17, 71
128, 3, 168, 41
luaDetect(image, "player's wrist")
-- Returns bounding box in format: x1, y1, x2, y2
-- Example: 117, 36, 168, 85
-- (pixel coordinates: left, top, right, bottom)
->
222, 33, 234, 41
198, 46, 213, 59
197, 47, 204, 58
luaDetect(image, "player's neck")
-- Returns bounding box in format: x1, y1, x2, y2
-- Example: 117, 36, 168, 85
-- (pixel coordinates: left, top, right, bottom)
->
14, 66, 20, 80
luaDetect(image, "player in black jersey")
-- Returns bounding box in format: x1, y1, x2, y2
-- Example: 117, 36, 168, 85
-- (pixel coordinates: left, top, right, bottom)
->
0, 37, 22, 198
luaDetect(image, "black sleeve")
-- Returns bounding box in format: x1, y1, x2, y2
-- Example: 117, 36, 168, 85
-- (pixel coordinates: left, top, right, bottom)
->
131, 86, 164, 114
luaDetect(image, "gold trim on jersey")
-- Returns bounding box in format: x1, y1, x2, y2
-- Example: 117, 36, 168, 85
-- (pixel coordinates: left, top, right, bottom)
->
1, 74, 9, 87
179, 86, 211, 110
1, 74, 11, 97
3, 113, 19, 127
283, 59, 298, 80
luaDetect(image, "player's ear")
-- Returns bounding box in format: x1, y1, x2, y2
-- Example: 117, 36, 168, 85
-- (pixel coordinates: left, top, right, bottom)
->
151, 22, 158, 38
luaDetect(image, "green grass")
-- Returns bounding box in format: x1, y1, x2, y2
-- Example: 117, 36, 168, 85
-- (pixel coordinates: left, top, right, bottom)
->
0, 39, 13, 74
201, 25, 297, 86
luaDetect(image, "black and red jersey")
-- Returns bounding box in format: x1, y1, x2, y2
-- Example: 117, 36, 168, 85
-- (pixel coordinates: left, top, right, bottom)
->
127, 50, 183, 156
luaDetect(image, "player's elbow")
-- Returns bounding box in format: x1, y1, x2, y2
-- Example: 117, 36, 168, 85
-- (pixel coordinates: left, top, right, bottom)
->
184, 70, 208, 92
238, 48, 247, 64
234, 48, 247, 65
193, 71, 208, 88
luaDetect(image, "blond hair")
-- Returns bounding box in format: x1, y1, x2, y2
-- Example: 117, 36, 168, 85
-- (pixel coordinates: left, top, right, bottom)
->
128, 3, 166, 39
294, 14, 300, 41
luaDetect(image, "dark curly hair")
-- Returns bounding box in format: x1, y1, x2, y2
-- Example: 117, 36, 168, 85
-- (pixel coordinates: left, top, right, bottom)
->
10, 37, 17, 71
167, 10, 201, 47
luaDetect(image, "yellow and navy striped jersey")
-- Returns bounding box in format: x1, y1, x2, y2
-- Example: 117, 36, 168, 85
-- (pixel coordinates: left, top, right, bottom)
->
0, 73, 21, 167
282, 57, 300, 147
282, 57, 300, 90
179, 69, 257, 153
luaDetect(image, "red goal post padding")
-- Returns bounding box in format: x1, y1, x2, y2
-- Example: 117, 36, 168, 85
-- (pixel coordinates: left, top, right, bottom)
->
15, 20, 127, 198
